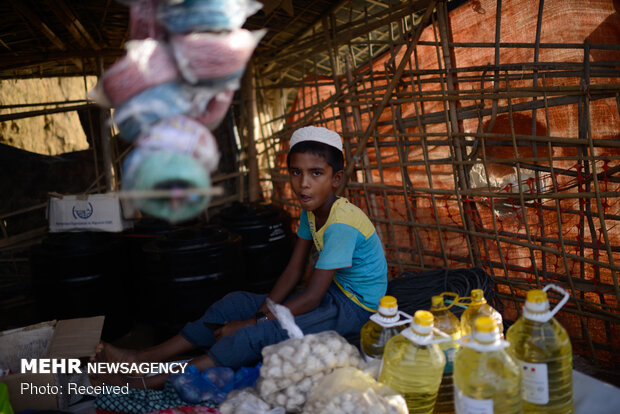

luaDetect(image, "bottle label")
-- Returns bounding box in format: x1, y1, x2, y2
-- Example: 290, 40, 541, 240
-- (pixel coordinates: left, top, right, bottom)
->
454, 384, 493, 414
518, 360, 549, 404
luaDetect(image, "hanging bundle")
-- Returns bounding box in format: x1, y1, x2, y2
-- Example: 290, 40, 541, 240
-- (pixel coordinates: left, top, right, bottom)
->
194, 89, 235, 131
129, 0, 166, 40
171, 29, 265, 84
122, 147, 212, 223
113, 82, 192, 142
92, 39, 179, 108
93, 0, 264, 224
157, 0, 264, 33
135, 114, 220, 173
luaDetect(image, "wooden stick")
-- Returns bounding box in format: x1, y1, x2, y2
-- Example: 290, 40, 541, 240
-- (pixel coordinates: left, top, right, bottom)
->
111, 186, 224, 200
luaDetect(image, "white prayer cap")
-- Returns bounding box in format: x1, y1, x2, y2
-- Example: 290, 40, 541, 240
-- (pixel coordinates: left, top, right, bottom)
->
289, 126, 343, 152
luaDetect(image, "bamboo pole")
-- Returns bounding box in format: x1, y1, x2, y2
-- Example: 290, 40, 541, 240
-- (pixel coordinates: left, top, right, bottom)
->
0, 103, 96, 122
97, 57, 115, 192
242, 61, 261, 202
583, 42, 620, 306
437, 1, 483, 268
339, 0, 438, 193
344, 53, 384, 241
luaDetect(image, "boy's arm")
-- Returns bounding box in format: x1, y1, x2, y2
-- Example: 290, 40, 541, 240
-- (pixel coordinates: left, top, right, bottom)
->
281, 267, 335, 316
215, 238, 313, 340
258, 237, 313, 313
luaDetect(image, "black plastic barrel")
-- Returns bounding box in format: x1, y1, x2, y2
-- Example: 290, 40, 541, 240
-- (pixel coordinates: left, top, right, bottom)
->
215, 202, 293, 293
29, 231, 131, 340
122, 217, 182, 289
0, 273, 37, 330
139, 224, 244, 336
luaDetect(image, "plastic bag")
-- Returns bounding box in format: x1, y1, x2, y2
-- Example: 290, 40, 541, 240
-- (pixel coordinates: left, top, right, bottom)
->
89, 39, 178, 108
129, 0, 165, 40
113, 82, 192, 141
170, 364, 261, 404
157, 0, 263, 32
193, 89, 234, 131
256, 300, 363, 412
170, 365, 229, 403
171, 29, 265, 84
135, 114, 220, 172
303, 367, 408, 414
220, 389, 285, 414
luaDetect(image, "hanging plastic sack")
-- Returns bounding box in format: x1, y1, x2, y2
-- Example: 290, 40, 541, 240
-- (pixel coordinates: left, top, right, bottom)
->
193, 89, 234, 131
136, 114, 220, 172
122, 147, 211, 223
220, 389, 285, 414
89, 39, 179, 108
256, 300, 363, 413
113, 82, 192, 142
303, 367, 408, 414
129, 0, 166, 40
171, 29, 266, 84
157, 0, 263, 33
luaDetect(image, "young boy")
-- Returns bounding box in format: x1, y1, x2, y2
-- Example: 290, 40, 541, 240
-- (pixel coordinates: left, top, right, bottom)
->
94, 126, 387, 388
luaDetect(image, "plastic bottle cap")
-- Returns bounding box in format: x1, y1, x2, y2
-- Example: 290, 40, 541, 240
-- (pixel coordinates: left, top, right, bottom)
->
377, 295, 399, 317
474, 316, 496, 333
471, 289, 486, 303
380, 296, 398, 308
408, 310, 434, 337
524, 289, 551, 317
468, 316, 506, 349
414, 310, 434, 327
431, 296, 444, 308
523, 285, 568, 322
526, 289, 547, 303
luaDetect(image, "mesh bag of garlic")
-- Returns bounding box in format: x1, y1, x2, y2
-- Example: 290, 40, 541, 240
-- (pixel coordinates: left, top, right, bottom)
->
255, 300, 363, 412
303, 367, 407, 414
257, 331, 363, 412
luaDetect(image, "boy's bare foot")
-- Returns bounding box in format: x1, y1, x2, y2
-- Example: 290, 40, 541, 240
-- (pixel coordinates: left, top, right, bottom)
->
89, 372, 139, 388
92, 342, 141, 365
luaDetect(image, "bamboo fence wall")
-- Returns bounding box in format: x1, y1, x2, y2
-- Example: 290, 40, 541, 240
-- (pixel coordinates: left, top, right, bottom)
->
250, 0, 620, 366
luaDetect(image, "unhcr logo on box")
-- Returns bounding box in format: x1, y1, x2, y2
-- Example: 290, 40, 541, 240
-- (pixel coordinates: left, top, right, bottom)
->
72, 201, 94, 219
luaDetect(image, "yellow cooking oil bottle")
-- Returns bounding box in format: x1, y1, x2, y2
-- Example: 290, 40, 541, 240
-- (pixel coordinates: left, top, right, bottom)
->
506, 284, 573, 413
379, 310, 446, 414
430, 293, 462, 414
460, 289, 503, 337
360, 295, 410, 361
454, 316, 522, 414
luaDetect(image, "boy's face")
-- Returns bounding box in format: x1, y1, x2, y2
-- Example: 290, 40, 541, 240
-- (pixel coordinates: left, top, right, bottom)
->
288, 151, 343, 212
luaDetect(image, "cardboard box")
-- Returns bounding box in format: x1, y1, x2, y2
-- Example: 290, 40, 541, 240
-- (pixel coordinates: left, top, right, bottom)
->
48, 193, 133, 233
0, 316, 104, 411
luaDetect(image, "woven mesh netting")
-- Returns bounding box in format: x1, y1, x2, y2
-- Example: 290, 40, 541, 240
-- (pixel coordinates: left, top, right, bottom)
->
250, 0, 620, 366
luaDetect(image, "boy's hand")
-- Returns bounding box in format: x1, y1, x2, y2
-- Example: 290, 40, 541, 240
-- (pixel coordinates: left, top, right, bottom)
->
214, 318, 255, 340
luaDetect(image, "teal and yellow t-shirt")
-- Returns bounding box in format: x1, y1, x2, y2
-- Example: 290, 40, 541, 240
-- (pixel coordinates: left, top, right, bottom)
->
297, 198, 387, 311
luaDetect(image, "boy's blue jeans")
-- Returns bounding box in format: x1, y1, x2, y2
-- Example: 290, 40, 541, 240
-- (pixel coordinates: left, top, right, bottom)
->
179, 283, 372, 369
